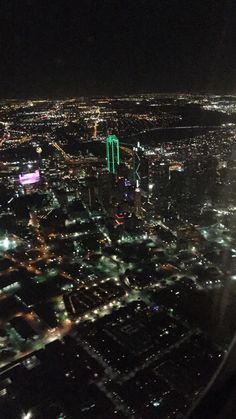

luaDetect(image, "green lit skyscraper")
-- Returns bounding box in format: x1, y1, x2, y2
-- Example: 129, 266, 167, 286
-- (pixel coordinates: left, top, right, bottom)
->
106, 134, 120, 173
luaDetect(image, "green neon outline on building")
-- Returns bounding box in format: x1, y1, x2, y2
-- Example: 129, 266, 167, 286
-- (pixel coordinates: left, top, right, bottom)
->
106, 135, 120, 173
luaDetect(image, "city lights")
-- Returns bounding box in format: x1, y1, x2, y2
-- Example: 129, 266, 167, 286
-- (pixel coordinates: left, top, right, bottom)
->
0, 94, 234, 418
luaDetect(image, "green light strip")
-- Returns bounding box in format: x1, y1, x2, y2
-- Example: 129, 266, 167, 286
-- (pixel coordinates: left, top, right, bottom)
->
106, 135, 120, 174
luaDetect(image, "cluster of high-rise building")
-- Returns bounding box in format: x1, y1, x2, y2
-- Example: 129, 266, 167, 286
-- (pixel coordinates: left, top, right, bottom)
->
0, 94, 236, 418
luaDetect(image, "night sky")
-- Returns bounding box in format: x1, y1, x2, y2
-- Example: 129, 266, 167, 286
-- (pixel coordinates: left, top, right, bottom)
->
1, 0, 236, 98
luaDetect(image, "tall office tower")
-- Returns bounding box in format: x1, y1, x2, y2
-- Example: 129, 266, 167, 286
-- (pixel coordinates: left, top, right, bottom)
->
106, 134, 120, 174
98, 169, 113, 209
92, 121, 97, 140
86, 176, 98, 208
134, 180, 142, 217
133, 142, 149, 194
92, 107, 100, 140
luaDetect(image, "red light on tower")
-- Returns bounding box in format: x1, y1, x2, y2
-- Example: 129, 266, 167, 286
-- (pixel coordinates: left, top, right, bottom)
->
115, 212, 124, 225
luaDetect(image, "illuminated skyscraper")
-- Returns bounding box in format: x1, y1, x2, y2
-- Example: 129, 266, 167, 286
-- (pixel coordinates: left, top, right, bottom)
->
134, 180, 142, 217
92, 121, 97, 140
133, 142, 149, 193
106, 135, 120, 174
92, 107, 100, 140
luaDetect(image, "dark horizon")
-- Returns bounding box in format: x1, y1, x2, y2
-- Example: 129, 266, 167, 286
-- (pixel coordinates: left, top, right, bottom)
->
2, 89, 236, 101
1, 0, 236, 98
